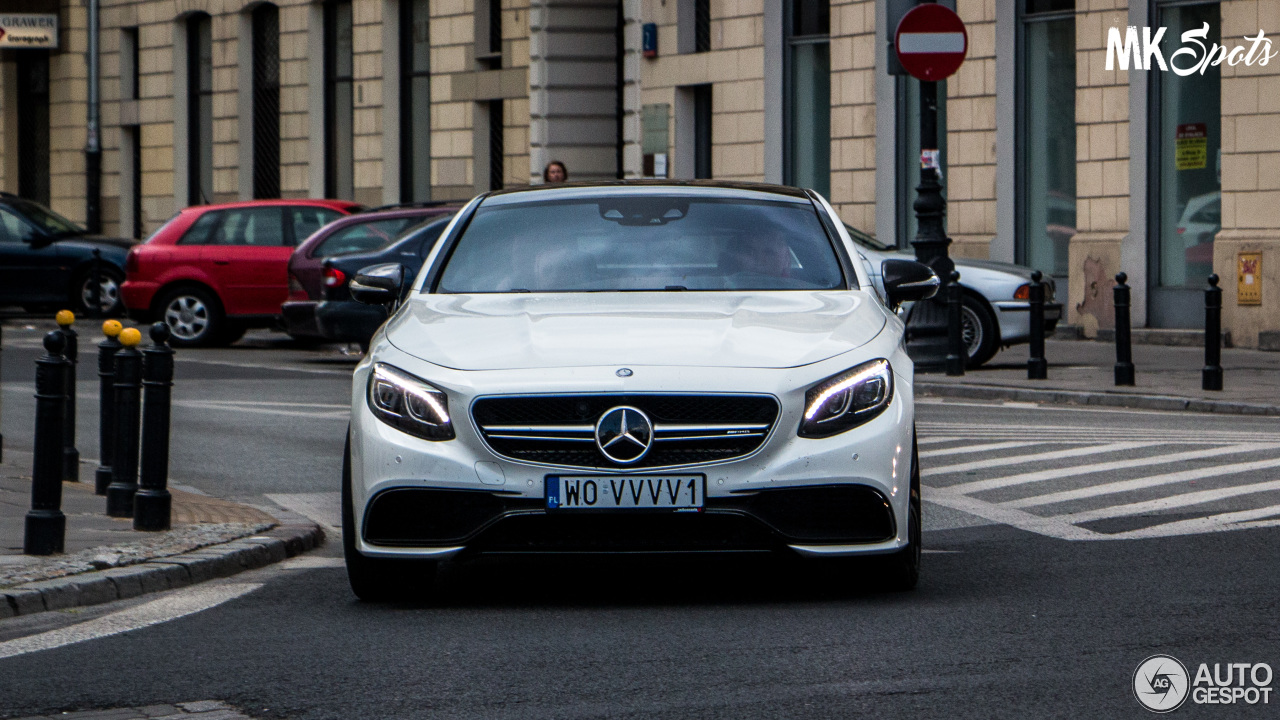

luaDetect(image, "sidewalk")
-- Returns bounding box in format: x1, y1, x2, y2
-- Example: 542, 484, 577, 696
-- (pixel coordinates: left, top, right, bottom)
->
919, 338, 1280, 414
0, 451, 323, 618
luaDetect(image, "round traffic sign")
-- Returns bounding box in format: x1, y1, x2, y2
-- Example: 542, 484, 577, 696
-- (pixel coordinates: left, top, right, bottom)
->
895, 4, 968, 82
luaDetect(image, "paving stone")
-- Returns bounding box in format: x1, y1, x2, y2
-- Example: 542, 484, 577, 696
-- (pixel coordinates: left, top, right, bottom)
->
4, 588, 45, 615
144, 560, 192, 589
100, 566, 151, 599
175, 701, 229, 712
19, 578, 80, 610
71, 574, 120, 606
55, 709, 143, 719
240, 536, 288, 563
135, 705, 181, 717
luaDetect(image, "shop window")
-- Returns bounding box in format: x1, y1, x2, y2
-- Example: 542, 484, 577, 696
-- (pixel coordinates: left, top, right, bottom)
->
324, 0, 354, 200
1018, 0, 1075, 277
400, 0, 431, 202
785, 0, 830, 197
187, 13, 214, 206
252, 3, 281, 199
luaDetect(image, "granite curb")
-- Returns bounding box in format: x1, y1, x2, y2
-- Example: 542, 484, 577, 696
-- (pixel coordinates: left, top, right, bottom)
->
0, 523, 324, 619
917, 381, 1280, 416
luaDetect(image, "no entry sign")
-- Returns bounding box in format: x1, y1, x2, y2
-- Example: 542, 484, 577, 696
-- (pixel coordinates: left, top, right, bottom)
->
895, 4, 967, 82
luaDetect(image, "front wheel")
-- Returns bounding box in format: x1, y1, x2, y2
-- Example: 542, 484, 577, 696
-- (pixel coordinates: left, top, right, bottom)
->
879, 433, 921, 591
74, 267, 125, 316
342, 432, 437, 602
961, 295, 999, 368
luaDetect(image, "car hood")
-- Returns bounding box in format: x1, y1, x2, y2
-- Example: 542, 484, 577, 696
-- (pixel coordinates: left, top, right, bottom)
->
386, 291, 887, 371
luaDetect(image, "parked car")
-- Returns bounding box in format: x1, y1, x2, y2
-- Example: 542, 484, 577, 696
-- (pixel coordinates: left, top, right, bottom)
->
847, 224, 1062, 367
282, 204, 457, 342
121, 199, 361, 347
1177, 190, 1220, 282
313, 214, 456, 350
0, 192, 133, 315
342, 181, 938, 601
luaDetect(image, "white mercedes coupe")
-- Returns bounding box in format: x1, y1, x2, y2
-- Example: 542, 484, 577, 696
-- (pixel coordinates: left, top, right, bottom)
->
342, 182, 939, 600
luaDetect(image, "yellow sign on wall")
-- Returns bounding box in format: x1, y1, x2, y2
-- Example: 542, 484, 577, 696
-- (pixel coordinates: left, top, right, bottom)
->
1238, 252, 1262, 306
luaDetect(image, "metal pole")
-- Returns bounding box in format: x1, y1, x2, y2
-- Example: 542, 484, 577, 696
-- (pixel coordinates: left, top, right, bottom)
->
95, 320, 123, 495
908, 76, 954, 370
85, 0, 102, 233
106, 328, 143, 518
1113, 272, 1135, 386
135, 323, 174, 531
90, 249, 103, 318
55, 311, 80, 481
1203, 274, 1223, 391
1027, 270, 1047, 380
25, 332, 69, 555
945, 271, 964, 376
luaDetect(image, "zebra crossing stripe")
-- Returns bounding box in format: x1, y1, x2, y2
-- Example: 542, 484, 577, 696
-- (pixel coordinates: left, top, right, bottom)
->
1057, 478, 1280, 524
947, 443, 1280, 495
917, 436, 962, 446
922, 442, 1164, 477
925, 488, 1100, 541
919, 440, 1047, 459
1003, 453, 1280, 509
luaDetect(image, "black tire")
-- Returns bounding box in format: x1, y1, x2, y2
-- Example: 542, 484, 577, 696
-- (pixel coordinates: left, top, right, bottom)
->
218, 323, 248, 346
880, 432, 921, 591
156, 286, 225, 348
961, 294, 999, 368
73, 267, 125, 316
342, 431, 438, 602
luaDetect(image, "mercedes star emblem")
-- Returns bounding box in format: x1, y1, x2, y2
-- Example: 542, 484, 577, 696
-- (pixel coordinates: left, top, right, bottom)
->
594, 406, 653, 464
616, 368, 633, 377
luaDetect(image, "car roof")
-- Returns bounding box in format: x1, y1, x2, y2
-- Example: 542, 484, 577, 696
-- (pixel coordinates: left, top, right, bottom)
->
483, 180, 813, 203
295, 205, 460, 255
179, 198, 363, 214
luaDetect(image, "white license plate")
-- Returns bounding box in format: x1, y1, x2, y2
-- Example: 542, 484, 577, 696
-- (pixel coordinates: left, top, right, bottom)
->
546, 475, 704, 510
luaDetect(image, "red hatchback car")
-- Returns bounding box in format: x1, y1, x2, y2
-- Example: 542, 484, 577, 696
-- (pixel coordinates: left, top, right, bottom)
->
122, 199, 361, 346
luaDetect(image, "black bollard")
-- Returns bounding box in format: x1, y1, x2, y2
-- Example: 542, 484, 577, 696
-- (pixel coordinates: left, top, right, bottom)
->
946, 271, 965, 376
106, 327, 143, 518
1203, 274, 1223, 391
56, 310, 80, 482
89, 249, 103, 318
135, 323, 175, 531
95, 320, 124, 495
0, 323, 5, 463
25, 332, 69, 555
1027, 270, 1047, 380
1113, 272, 1135, 386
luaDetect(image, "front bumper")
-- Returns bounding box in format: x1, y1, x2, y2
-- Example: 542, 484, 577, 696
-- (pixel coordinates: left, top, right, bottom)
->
348, 332, 916, 560
280, 301, 321, 338
992, 300, 1062, 345
315, 300, 387, 344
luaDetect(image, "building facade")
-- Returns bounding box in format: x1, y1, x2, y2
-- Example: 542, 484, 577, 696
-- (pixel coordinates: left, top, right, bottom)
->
2, 0, 1278, 345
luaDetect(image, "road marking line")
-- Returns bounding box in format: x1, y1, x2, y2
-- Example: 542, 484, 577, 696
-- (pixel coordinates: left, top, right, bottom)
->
948, 443, 1280, 495
925, 488, 1100, 540
923, 442, 1163, 477
1056, 478, 1280, 524
916, 436, 961, 446
1003, 453, 1280, 509
175, 400, 350, 420
0, 583, 261, 661
919, 440, 1049, 459
267, 492, 341, 531
174, 357, 352, 376
1109, 504, 1280, 540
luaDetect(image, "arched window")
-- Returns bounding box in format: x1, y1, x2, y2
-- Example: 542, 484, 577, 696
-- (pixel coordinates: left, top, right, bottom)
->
186, 13, 214, 205
252, 3, 281, 199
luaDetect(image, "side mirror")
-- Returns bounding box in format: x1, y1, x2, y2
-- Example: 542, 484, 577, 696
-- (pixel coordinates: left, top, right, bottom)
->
881, 259, 939, 309
350, 263, 406, 307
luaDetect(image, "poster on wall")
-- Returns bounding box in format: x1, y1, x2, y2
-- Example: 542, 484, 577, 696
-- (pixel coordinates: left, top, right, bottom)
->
1176, 123, 1208, 171
0, 14, 59, 49
1238, 253, 1262, 306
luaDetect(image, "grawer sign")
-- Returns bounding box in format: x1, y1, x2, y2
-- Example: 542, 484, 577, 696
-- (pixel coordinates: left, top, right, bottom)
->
0, 13, 59, 49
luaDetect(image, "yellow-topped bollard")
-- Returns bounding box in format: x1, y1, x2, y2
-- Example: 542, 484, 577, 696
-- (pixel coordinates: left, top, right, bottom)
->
119, 327, 142, 347
102, 319, 123, 338
55, 310, 75, 328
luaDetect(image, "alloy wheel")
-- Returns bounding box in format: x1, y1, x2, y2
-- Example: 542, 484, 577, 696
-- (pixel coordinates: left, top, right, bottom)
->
164, 295, 210, 341
960, 304, 983, 357
81, 275, 121, 313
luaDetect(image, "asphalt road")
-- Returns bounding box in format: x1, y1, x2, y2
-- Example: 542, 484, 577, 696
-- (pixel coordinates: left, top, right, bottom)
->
2, 327, 1279, 718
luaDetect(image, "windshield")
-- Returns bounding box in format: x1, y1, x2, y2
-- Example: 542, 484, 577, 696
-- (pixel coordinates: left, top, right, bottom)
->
312, 216, 423, 258
436, 195, 845, 293
13, 199, 85, 237
843, 223, 894, 252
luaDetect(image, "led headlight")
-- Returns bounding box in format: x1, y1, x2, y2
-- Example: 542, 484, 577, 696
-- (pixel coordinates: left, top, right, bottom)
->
798, 358, 893, 438
367, 363, 455, 441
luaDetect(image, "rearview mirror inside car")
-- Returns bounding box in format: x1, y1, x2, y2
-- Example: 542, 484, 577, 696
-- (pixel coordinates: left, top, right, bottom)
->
881, 259, 940, 309
350, 263, 406, 307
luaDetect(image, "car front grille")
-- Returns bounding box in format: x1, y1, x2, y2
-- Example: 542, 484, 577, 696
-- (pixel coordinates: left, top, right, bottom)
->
471, 394, 780, 470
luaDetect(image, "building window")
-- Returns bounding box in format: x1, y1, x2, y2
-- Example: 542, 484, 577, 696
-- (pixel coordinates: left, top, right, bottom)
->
694, 85, 712, 179
187, 13, 214, 206
1152, 1, 1221, 296
897, 76, 947, 249
16, 51, 51, 206
400, 0, 430, 202
127, 126, 143, 238
252, 3, 281, 199
1018, 0, 1075, 277
695, 0, 711, 52
488, 101, 504, 191
784, 0, 830, 197
477, 0, 502, 69
121, 27, 140, 100
324, 0, 354, 200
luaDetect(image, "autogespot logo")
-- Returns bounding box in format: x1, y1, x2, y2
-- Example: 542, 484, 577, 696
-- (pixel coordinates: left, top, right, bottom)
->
1134, 655, 1190, 713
